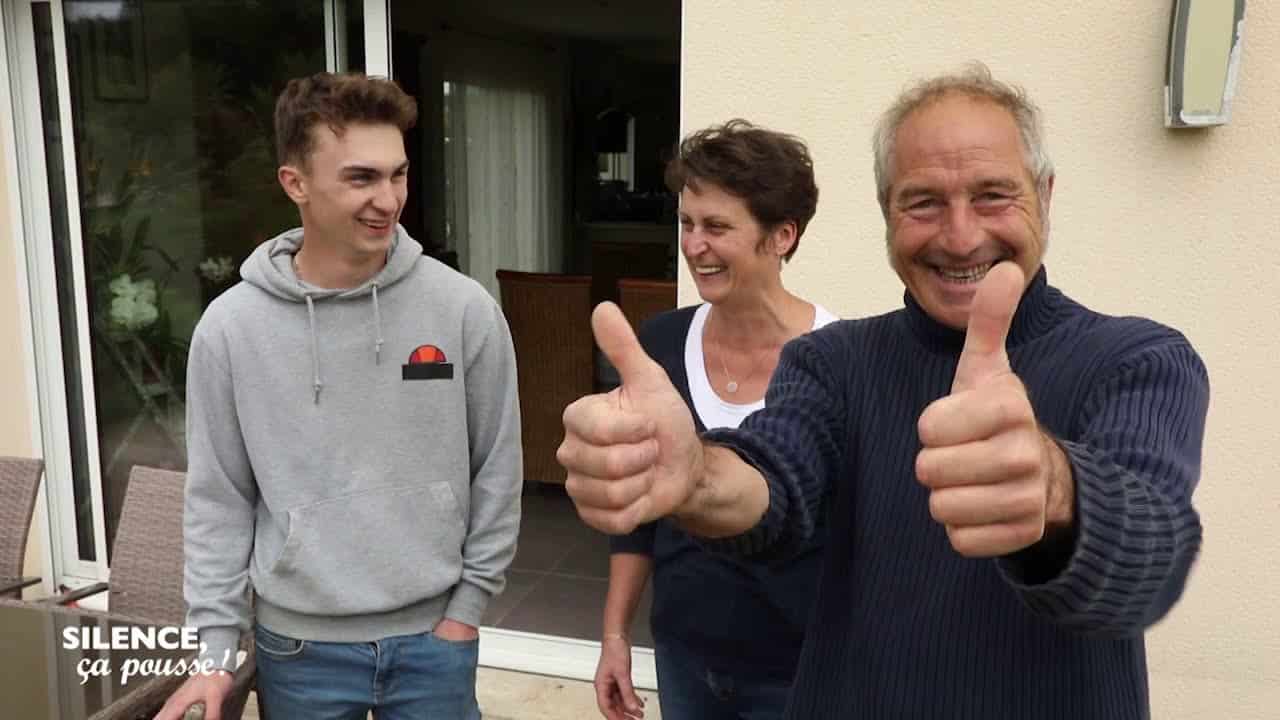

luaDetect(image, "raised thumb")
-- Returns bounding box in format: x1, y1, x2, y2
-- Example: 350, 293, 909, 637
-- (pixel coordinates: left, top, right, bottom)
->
592, 302, 658, 387
952, 262, 1025, 393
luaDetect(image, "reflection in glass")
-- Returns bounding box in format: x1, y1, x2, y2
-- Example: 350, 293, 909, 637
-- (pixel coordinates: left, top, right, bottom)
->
57, 1, 340, 557
595, 107, 635, 191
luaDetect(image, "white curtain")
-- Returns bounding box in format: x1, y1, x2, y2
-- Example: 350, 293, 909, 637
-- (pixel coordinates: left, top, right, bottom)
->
441, 31, 565, 300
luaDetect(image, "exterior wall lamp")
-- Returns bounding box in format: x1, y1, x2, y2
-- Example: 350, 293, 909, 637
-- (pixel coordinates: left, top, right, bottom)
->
1165, 0, 1247, 128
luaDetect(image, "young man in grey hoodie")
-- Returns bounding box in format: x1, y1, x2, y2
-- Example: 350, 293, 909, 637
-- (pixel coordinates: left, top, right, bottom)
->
157, 72, 522, 720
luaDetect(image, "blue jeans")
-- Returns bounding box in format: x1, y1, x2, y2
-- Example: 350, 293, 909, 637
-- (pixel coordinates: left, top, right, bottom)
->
254, 624, 481, 720
654, 641, 792, 720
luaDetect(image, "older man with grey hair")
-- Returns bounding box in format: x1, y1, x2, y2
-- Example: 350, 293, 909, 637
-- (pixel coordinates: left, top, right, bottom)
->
556, 62, 1209, 719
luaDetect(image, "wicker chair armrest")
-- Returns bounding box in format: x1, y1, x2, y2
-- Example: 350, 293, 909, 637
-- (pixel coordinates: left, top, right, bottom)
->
91, 669, 189, 720
0, 575, 41, 595
38, 580, 110, 606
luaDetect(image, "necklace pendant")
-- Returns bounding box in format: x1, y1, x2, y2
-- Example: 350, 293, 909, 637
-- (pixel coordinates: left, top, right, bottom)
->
726, 380, 739, 393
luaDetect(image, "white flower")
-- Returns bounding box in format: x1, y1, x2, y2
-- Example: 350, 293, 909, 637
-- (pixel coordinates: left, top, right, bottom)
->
198, 256, 236, 284
109, 295, 158, 331
134, 277, 157, 305
107, 274, 159, 331
109, 273, 136, 298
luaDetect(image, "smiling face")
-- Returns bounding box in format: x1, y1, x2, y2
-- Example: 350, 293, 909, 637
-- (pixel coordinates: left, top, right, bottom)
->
679, 181, 795, 306
886, 93, 1052, 330
281, 121, 409, 262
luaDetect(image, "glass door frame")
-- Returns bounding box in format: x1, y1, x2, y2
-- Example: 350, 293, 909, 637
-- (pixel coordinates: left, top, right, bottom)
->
5, 0, 103, 588
2, 0, 650, 687
0, 0, 55, 593
3, 0, 392, 595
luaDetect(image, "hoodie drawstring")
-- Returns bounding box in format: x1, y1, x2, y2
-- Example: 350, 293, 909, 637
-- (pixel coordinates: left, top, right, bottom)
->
372, 282, 384, 365
304, 294, 323, 404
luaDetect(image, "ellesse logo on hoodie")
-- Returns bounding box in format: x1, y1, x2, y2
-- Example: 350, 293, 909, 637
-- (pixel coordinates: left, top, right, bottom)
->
402, 344, 454, 380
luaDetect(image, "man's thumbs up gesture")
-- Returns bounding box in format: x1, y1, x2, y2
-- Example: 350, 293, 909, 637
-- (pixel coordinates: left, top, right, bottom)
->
916, 263, 1074, 557
558, 302, 704, 535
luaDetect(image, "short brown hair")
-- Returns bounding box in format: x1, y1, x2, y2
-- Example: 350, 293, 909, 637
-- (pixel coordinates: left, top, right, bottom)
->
664, 119, 818, 261
274, 72, 418, 167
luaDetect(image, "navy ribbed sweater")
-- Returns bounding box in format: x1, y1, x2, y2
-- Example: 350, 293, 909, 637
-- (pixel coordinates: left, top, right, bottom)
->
702, 267, 1209, 719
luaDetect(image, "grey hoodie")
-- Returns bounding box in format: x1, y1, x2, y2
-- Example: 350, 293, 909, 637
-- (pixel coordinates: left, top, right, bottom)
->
183, 226, 522, 669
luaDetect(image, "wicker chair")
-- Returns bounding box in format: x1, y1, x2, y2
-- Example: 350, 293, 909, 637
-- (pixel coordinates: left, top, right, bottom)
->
0, 456, 45, 598
49, 466, 255, 719
496, 270, 596, 486
618, 278, 677, 332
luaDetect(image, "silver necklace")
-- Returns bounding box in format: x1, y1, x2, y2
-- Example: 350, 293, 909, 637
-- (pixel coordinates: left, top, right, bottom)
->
713, 337, 760, 394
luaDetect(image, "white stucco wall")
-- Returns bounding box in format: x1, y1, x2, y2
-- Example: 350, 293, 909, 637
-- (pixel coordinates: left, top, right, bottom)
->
0, 111, 46, 590
682, 1, 1278, 717
0, 137, 33, 459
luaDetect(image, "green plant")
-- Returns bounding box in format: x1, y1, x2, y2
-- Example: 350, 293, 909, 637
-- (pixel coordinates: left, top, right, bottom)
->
83, 155, 190, 403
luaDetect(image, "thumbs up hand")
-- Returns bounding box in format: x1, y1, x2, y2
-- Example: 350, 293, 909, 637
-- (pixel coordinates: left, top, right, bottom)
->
915, 263, 1073, 557
557, 302, 703, 535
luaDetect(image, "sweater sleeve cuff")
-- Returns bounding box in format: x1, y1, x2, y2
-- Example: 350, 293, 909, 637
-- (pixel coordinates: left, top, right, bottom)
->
198, 626, 241, 672
690, 432, 794, 561
444, 580, 491, 627
996, 440, 1127, 616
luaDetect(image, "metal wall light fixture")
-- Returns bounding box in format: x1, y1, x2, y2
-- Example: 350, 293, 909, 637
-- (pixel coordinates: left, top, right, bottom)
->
1165, 0, 1247, 128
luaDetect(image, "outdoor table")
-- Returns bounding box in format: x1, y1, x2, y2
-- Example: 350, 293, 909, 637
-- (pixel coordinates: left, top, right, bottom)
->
0, 597, 212, 719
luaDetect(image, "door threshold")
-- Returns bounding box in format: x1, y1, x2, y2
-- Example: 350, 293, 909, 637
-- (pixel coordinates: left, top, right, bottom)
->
478, 626, 657, 690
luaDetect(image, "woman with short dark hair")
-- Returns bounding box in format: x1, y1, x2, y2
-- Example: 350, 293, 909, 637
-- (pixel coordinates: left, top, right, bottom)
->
593, 120, 837, 720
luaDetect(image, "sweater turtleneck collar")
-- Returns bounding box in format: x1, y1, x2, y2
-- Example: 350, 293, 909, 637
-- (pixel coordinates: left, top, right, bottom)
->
902, 265, 1061, 354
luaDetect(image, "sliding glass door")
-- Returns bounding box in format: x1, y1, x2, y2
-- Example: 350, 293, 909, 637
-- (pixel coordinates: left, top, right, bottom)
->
8, 0, 379, 584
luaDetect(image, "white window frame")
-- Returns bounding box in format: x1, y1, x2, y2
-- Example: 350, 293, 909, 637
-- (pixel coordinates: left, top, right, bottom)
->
362, 0, 390, 77
324, 0, 348, 72
479, 628, 657, 689
0, 0, 56, 597
6, 0, 107, 591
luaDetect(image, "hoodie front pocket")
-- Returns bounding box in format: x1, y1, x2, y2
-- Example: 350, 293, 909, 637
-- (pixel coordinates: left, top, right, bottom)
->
261, 483, 466, 616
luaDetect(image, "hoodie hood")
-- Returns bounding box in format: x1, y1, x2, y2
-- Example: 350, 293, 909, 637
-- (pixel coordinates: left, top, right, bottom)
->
241, 224, 423, 301
239, 224, 424, 403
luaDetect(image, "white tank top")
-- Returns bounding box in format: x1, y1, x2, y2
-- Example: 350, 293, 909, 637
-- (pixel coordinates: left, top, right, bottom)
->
684, 303, 839, 431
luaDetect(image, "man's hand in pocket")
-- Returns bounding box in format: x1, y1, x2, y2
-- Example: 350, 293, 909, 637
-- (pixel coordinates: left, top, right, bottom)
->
433, 618, 479, 642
